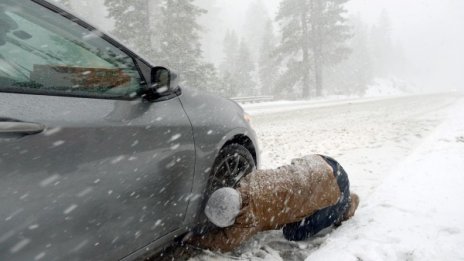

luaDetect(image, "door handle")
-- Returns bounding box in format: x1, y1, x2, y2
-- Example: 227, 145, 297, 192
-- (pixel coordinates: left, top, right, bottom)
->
0, 121, 45, 135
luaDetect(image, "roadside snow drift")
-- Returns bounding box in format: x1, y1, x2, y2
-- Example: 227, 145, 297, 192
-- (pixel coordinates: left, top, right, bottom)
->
304, 99, 464, 261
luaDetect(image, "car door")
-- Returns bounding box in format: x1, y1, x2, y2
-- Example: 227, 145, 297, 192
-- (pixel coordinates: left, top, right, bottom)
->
0, 1, 195, 260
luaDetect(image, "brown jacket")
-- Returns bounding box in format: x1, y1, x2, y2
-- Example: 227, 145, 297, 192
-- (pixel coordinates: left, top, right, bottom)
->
192, 155, 341, 252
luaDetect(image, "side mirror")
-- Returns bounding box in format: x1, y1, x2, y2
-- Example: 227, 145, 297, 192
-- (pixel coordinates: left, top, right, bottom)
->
143, 67, 180, 101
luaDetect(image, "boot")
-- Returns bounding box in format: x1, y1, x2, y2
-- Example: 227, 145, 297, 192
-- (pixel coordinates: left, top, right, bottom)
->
342, 193, 359, 221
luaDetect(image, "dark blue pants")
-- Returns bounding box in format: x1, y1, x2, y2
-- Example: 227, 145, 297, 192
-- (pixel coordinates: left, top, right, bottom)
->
282, 155, 351, 241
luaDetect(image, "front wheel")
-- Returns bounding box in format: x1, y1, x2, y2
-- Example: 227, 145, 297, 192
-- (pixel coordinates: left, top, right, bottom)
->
207, 144, 256, 196
194, 144, 255, 234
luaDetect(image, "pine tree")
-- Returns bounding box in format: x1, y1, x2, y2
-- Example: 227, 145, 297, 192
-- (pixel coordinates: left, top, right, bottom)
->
370, 10, 393, 78
258, 20, 278, 96
220, 30, 239, 76
219, 31, 240, 97
235, 40, 256, 96
243, 0, 272, 61
155, 0, 217, 90
105, 0, 217, 91
242, 0, 276, 95
325, 14, 373, 95
219, 71, 240, 98
276, 0, 352, 98
104, 0, 156, 57
219, 33, 256, 97
195, 0, 222, 63
347, 15, 373, 94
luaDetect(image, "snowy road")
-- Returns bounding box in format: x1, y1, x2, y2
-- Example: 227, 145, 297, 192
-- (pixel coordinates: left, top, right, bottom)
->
190, 93, 464, 261
250, 93, 460, 198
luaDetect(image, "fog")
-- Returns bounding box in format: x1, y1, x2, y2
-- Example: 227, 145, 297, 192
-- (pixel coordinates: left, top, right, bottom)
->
58, 0, 464, 98
202, 0, 464, 92
348, 0, 464, 91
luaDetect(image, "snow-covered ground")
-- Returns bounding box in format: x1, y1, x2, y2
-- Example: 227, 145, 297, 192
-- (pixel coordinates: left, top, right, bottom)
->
190, 92, 464, 261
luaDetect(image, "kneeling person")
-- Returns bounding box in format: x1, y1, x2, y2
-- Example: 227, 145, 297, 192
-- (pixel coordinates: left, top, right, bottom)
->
189, 155, 359, 252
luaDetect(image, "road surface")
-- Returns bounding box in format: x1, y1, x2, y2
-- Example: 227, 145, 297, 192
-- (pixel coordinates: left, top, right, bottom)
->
250, 93, 460, 198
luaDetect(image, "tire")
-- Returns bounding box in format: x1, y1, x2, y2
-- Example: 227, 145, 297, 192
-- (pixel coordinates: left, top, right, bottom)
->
194, 144, 255, 234
207, 143, 256, 196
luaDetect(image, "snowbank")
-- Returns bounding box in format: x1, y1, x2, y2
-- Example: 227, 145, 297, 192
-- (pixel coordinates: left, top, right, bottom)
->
305, 99, 464, 261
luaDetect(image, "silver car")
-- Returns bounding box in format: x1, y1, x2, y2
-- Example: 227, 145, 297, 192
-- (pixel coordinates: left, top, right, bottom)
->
0, 0, 259, 260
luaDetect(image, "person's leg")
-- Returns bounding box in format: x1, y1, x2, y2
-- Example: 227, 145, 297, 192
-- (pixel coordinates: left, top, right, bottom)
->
282, 155, 351, 241
282, 201, 349, 241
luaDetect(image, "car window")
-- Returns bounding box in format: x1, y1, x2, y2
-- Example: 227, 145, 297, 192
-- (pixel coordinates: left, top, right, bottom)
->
0, 0, 142, 99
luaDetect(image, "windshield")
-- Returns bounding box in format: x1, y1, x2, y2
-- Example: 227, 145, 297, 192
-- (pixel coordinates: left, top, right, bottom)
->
0, 0, 141, 98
